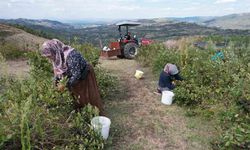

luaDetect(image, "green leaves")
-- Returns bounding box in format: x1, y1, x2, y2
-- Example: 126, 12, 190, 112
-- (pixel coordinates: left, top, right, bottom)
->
219, 113, 250, 149
20, 96, 32, 150
136, 43, 166, 67
95, 66, 118, 99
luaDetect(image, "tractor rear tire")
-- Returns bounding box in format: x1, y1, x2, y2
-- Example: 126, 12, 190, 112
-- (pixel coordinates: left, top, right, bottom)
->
124, 43, 138, 59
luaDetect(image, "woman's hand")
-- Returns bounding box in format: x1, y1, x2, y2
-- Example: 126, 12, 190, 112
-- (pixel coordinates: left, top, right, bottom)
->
57, 83, 65, 92
54, 77, 67, 92
53, 76, 61, 87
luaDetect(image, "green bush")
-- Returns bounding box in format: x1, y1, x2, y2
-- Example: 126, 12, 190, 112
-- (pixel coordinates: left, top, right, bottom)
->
214, 109, 250, 149
152, 48, 181, 74
95, 66, 118, 99
136, 43, 166, 67
72, 43, 100, 67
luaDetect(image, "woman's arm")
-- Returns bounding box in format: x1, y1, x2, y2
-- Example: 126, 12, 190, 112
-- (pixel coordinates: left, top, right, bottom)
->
173, 73, 183, 81
66, 51, 87, 88
166, 77, 176, 90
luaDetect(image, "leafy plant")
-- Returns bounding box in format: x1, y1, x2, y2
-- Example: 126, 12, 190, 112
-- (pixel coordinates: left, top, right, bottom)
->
95, 66, 118, 99
136, 43, 166, 67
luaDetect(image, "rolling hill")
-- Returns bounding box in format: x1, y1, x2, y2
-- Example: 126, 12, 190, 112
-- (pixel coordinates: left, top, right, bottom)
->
0, 18, 73, 30
167, 16, 215, 24
203, 13, 250, 30
0, 23, 46, 51
155, 13, 250, 30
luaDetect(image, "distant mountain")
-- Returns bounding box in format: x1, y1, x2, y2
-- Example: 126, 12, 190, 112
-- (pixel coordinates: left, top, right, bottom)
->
0, 23, 46, 51
0, 18, 76, 42
163, 13, 250, 30
168, 16, 215, 24
203, 13, 250, 30
0, 18, 73, 29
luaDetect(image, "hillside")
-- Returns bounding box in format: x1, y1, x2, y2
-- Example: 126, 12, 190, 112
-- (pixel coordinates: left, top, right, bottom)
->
204, 13, 250, 30
167, 16, 215, 24
1, 17, 249, 47
0, 23, 46, 51
0, 18, 73, 29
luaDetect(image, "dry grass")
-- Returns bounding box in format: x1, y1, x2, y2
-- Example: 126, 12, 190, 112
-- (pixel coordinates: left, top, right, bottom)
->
0, 23, 44, 77
6, 59, 29, 77
0, 23, 46, 51
100, 58, 217, 150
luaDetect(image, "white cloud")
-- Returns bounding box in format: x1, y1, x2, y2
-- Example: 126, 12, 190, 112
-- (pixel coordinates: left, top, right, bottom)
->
7, 3, 12, 8
191, 2, 201, 6
183, 7, 197, 11
146, 0, 157, 1
9, 0, 21, 2
224, 7, 235, 11
215, 0, 237, 4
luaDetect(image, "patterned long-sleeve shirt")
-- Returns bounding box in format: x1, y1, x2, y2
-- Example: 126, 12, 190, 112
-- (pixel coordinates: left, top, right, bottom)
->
65, 50, 88, 88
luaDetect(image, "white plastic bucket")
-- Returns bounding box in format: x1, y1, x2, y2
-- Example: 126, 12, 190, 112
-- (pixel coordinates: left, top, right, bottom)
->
161, 91, 175, 105
91, 116, 111, 140
134, 70, 144, 79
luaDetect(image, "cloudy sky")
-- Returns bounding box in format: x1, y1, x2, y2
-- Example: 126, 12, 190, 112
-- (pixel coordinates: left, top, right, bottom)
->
0, 0, 250, 21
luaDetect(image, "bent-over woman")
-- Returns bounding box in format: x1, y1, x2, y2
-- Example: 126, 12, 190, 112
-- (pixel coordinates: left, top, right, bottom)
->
41, 39, 104, 115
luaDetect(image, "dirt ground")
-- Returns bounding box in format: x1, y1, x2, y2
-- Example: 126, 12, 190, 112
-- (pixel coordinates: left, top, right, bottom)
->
100, 58, 217, 150
4, 59, 29, 78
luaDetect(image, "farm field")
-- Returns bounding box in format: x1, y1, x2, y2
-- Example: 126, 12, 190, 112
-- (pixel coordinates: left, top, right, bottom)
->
0, 56, 217, 150
0, 17, 249, 150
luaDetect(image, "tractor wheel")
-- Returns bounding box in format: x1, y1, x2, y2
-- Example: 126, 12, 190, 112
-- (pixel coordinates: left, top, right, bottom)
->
124, 43, 138, 59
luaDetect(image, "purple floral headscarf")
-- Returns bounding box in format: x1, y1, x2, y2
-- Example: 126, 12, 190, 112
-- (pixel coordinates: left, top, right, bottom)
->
41, 39, 74, 77
164, 63, 179, 75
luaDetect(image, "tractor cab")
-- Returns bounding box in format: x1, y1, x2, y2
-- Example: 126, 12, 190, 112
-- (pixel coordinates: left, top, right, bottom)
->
100, 21, 153, 59
117, 21, 140, 45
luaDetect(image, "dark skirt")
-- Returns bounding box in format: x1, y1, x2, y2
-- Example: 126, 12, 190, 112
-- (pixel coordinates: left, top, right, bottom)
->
70, 64, 104, 115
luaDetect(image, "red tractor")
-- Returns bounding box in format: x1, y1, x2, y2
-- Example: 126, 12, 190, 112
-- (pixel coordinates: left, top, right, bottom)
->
100, 21, 153, 59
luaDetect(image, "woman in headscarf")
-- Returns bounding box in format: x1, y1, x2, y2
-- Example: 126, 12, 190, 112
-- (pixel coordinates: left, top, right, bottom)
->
41, 39, 104, 115
157, 63, 183, 93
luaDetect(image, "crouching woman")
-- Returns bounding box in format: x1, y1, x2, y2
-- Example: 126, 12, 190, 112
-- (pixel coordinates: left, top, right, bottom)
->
158, 63, 183, 93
